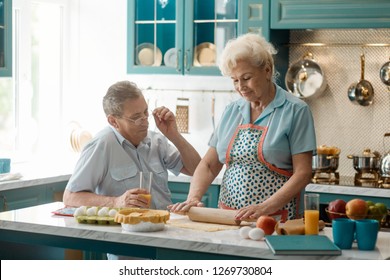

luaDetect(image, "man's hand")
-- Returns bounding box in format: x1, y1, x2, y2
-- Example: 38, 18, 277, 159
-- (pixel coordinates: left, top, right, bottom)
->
115, 188, 150, 208
153, 106, 179, 139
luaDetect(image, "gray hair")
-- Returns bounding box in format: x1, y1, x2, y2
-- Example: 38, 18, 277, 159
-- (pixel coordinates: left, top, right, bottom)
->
102, 81, 143, 116
219, 33, 277, 77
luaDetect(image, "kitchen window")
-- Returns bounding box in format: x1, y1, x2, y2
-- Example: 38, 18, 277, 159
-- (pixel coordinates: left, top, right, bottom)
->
0, 0, 71, 162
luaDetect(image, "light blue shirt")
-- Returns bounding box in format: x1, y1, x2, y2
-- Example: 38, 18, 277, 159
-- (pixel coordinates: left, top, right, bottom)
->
65, 126, 183, 210
209, 84, 316, 172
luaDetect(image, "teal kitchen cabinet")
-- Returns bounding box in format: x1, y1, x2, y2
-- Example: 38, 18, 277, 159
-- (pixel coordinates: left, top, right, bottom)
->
0, 181, 67, 212
0, 0, 12, 77
0, 185, 47, 212
127, 0, 272, 76
169, 181, 220, 208
271, 0, 390, 29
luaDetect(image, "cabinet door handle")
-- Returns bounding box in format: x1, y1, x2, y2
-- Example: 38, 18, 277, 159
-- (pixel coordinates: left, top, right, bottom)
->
184, 49, 191, 72
176, 49, 181, 73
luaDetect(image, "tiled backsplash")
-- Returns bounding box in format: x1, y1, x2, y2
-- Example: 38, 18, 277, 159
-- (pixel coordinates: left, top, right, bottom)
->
289, 29, 390, 177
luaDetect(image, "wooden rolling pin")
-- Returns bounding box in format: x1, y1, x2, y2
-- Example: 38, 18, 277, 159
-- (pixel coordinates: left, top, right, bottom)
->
181, 207, 257, 225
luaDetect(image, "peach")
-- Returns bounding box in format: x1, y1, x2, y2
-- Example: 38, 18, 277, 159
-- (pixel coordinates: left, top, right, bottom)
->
256, 215, 277, 235
345, 199, 368, 220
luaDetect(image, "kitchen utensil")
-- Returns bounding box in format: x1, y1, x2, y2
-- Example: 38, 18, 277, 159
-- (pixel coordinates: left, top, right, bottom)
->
332, 218, 356, 249
312, 154, 339, 172
379, 57, 390, 86
347, 148, 381, 173
347, 53, 374, 106
285, 52, 327, 99
179, 207, 257, 225
135, 43, 162, 66
356, 219, 379, 250
175, 97, 189, 133
193, 42, 216, 67
164, 47, 177, 67
380, 133, 390, 178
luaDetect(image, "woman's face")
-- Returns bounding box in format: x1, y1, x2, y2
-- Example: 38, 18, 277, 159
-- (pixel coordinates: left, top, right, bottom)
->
230, 60, 272, 102
112, 96, 149, 146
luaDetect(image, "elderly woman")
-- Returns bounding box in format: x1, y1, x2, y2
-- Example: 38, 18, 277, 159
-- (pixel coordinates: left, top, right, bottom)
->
63, 80, 201, 210
169, 33, 316, 221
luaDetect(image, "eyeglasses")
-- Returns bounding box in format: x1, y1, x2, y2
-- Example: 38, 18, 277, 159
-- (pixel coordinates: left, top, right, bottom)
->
119, 111, 152, 126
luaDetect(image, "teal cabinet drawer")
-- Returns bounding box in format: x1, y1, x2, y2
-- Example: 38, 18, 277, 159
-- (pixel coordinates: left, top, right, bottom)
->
0, 181, 68, 212
168, 181, 220, 208
271, 0, 390, 29
0, 185, 47, 211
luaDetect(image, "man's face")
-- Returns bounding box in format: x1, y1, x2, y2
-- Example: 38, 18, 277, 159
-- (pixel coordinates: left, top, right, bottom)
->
114, 96, 149, 146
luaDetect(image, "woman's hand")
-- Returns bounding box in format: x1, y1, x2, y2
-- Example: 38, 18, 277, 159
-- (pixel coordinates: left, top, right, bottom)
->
235, 204, 265, 220
115, 188, 150, 208
167, 199, 205, 213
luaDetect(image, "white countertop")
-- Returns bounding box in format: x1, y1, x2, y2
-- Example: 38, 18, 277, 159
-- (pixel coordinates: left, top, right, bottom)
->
306, 183, 390, 198
0, 202, 389, 260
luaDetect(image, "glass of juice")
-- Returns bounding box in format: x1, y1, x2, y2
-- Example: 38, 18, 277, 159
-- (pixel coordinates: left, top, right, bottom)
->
139, 171, 153, 208
304, 193, 320, 235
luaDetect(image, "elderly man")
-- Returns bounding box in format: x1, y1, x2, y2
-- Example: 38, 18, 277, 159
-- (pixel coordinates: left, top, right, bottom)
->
63, 80, 201, 210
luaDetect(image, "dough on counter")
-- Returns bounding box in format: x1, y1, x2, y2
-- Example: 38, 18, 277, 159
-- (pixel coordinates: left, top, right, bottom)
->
167, 217, 245, 232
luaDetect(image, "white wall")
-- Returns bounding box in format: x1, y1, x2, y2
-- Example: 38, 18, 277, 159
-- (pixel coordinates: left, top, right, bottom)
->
66, 0, 239, 158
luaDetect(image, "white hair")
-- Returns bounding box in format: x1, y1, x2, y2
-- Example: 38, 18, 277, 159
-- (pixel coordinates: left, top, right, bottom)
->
218, 33, 277, 77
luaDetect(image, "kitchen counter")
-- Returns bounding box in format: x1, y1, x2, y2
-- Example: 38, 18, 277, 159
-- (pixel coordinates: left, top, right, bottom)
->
306, 183, 390, 199
0, 202, 389, 260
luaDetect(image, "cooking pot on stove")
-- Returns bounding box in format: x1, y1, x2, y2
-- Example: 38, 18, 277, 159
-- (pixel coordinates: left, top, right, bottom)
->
380, 133, 390, 178
312, 154, 339, 172
347, 148, 381, 173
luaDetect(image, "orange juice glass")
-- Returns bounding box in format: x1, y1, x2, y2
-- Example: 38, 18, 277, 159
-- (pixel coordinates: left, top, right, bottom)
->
304, 193, 320, 235
139, 194, 152, 207
139, 172, 153, 208
305, 209, 320, 234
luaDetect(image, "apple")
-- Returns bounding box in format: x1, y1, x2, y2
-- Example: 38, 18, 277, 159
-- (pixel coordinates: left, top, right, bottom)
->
367, 205, 384, 223
374, 203, 388, 216
345, 199, 368, 220
366, 201, 375, 207
327, 199, 347, 220
256, 215, 277, 235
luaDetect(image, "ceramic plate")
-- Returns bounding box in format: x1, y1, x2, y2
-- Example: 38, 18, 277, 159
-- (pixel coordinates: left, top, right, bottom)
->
164, 48, 177, 67
136, 43, 162, 66
193, 42, 216, 67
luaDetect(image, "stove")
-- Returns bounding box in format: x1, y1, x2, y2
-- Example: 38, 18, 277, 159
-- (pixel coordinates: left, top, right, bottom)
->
312, 171, 340, 184
379, 177, 390, 189
354, 170, 380, 187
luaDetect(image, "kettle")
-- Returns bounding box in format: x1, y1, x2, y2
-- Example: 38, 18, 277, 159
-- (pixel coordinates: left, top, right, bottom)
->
380, 133, 390, 178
